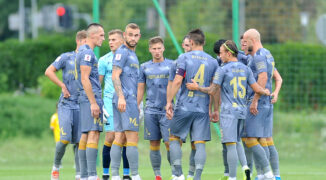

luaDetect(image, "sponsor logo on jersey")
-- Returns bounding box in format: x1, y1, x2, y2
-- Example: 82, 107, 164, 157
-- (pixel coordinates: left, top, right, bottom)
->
115, 54, 121, 60
84, 54, 91, 62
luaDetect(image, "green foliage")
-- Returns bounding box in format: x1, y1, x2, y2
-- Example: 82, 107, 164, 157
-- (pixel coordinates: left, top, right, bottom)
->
1, 34, 326, 110
0, 94, 57, 138
0, 34, 74, 91
266, 42, 326, 110
37, 71, 62, 99
0, 73, 8, 92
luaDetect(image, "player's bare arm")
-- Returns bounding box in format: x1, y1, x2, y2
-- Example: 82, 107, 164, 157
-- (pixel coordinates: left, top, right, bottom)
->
271, 69, 282, 104
250, 71, 268, 115
211, 84, 221, 123
99, 75, 104, 84
137, 82, 145, 108
250, 83, 270, 96
166, 75, 183, 120
186, 79, 219, 95
45, 65, 70, 98
112, 65, 126, 112
81, 65, 100, 118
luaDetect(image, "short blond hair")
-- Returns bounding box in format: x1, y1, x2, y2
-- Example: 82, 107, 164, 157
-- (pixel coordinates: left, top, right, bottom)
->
125, 23, 140, 31
149, 36, 164, 47
76, 30, 87, 40
108, 29, 123, 37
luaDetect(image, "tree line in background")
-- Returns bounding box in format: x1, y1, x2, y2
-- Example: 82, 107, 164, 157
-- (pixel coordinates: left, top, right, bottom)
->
2, 0, 326, 43
0, 34, 325, 111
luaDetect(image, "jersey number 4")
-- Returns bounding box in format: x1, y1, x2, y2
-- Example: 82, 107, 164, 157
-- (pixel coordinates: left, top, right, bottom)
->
230, 76, 246, 99
189, 64, 205, 97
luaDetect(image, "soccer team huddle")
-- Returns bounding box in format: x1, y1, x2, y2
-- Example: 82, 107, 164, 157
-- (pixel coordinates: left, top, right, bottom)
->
45, 22, 283, 180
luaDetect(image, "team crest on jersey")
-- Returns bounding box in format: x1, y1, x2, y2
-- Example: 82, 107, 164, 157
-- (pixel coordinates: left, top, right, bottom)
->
55, 56, 61, 62
115, 54, 121, 60
84, 54, 91, 62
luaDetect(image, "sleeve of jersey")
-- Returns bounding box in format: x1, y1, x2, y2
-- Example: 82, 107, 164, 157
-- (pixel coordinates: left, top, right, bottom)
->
80, 50, 94, 67
254, 55, 267, 74
176, 55, 186, 77
51, 54, 65, 70
138, 64, 146, 83
247, 67, 257, 85
212, 68, 224, 86
112, 49, 127, 69
168, 62, 176, 81
98, 57, 106, 76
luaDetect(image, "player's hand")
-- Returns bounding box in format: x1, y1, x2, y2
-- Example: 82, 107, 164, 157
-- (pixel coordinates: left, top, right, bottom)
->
264, 88, 271, 96
118, 96, 126, 112
250, 100, 259, 115
186, 79, 199, 91
62, 85, 70, 98
91, 103, 100, 119
165, 102, 174, 120
210, 111, 219, 122
271, 91, 278, 104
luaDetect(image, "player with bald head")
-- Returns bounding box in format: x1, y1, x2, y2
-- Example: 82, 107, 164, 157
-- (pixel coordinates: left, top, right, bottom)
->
242, 29, 282, 180
76, 23, 105, 180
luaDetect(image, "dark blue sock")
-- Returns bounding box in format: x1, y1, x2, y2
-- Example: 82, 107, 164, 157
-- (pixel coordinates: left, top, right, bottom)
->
122, 146, 130, 175
102, 144, 111, 174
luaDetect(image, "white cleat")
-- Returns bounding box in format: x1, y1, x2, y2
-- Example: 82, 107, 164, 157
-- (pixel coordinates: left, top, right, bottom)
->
263, 171, 275, 180
131, 174, 141, 180
172, 175, 185, 180
112, 176, 121, 180
87, 176, 99, 180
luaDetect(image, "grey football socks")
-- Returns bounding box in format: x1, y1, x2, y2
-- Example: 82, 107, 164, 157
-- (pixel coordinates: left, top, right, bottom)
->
78, 140, 88, 178
236, 141, 248, 167
110, 143, 123, 176
150, 146, 161, 176
169, 139, 183, 176
126, 143, 139, 176
74, 144, 80, 175
226, 143, 238, 178
194, 142, 206, 180
86, 143, 98, 176
269, 144, 280, 176
54, 141, 68, 168
243, 140, 254, 171
222, 143, 229, 174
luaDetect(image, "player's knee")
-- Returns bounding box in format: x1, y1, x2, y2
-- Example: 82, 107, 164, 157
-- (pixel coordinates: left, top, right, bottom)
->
105, 133, 115, 143
244, 138, 259, 148
88, 131, 100, 141
259, 138, 268, 147
225, 142, 236, 146
125, 131, 139, 143
80, 133, 88, 142
150, 140, 161, 147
